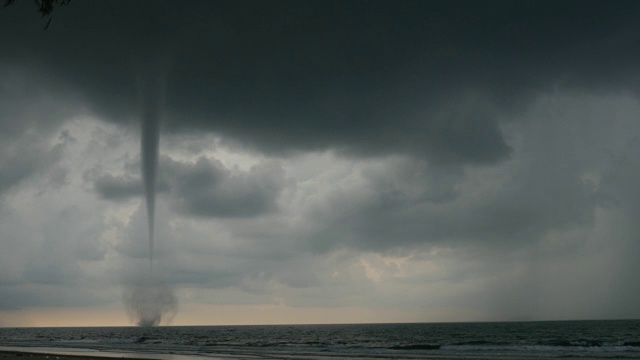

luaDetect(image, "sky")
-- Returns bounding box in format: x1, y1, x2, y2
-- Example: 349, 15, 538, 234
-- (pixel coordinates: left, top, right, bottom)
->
1, 0, 640, 327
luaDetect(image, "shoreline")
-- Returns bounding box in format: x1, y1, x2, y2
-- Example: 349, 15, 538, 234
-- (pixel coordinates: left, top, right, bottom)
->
0, 348, 232, 360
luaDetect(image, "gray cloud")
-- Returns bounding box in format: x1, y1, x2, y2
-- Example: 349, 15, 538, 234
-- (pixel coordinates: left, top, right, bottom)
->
3, 92, 636, 321
0, 284, 116, 310
93, 174, 143, 200
0, 187, 114, 310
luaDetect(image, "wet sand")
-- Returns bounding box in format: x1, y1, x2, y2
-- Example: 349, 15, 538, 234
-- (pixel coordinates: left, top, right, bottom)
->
0, 351, 134, 360
0, 350, 229, 360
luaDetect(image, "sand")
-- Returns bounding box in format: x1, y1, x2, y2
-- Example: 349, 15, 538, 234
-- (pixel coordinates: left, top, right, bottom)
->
0, 350, 228, 360
0, 351, 134, 360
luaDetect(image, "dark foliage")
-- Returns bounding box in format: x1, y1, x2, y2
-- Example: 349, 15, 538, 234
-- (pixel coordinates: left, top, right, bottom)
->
5, 0, 70, 15
4, 0, 71, 29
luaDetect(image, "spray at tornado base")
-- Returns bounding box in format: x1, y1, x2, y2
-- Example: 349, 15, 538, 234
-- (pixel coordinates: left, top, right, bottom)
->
123, 64, 177, 327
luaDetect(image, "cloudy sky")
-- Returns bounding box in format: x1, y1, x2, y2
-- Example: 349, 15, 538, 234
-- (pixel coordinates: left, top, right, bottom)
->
2, 0, 640, 326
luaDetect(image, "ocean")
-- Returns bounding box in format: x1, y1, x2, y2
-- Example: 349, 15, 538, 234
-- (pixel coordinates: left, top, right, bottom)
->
1, 320, 640, 359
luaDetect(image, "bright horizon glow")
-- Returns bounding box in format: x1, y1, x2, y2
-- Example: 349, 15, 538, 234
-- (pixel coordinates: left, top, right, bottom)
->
0, 303, 489, 327
2, 302, 632, 328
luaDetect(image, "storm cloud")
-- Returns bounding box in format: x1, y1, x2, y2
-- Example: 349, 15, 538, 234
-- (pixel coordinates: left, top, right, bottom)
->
2, 1, 640, 324
5, 1, 639, 164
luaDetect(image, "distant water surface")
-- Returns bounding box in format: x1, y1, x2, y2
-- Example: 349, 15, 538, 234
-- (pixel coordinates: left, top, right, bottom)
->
2, 320, 640, 359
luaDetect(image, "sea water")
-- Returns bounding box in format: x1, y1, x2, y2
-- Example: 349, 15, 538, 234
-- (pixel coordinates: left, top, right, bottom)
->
1, 320, 640, 359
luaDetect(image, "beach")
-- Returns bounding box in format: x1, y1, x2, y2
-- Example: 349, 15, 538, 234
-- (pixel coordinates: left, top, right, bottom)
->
0, 349, 226, 360
0, 350, 128, 360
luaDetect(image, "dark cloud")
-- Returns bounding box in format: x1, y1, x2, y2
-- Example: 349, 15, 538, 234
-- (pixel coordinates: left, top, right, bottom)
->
0, 66, 80, 137
166, 157, 286, 218
91, 156, 286, 218
93, 174, 143, 200
6, 1, 638, 165
0, 67, 81, 196
0, 148, 45, 195
242, 95, 633, 257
